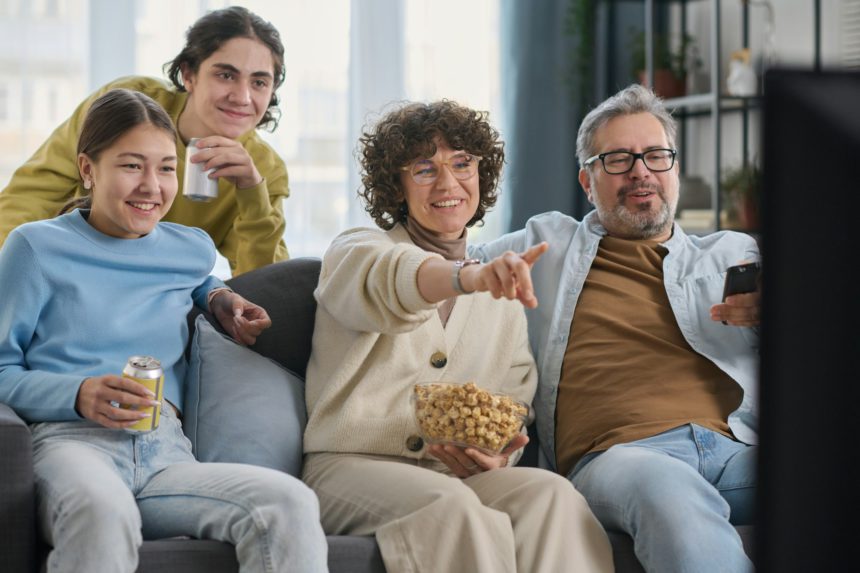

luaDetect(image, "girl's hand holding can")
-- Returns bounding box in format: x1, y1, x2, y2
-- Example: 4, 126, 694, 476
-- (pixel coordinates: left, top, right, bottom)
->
75, 374, 160, 429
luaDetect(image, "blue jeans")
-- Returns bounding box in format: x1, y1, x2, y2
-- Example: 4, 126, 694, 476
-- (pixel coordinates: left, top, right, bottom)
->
569, 424, 755, 573
30, 407, 328, 573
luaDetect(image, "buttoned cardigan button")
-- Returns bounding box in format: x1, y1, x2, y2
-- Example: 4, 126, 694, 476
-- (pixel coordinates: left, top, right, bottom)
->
406, 435, 424, 451
430, 351, 447, 368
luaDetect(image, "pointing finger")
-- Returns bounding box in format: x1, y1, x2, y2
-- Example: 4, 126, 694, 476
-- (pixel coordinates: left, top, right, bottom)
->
520, 242, 549, 266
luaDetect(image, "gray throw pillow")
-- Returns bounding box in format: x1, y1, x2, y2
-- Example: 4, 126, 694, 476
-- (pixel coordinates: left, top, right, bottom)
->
184, 315, 306, 477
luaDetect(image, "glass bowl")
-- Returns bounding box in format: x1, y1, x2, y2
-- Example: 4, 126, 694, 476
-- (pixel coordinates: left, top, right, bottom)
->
412, 381, 528, 455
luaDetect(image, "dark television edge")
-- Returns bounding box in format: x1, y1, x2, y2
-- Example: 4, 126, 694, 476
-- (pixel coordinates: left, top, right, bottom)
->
756, 67, 860, 572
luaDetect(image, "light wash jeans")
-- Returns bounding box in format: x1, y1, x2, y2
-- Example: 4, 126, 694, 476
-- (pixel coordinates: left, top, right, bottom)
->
30, 406, 328, 573
569, 424, 755, 573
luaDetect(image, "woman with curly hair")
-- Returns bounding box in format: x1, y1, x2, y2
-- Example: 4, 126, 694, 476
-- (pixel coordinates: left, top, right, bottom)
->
301, 100, 613, 572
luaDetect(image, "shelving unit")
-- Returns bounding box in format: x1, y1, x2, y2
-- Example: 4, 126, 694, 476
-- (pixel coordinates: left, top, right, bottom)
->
638, 0, 821, 232
644, 0, 732, 232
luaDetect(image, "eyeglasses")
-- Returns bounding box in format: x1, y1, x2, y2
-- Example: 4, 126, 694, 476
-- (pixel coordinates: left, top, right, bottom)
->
583, 148, 677, 175
401, 153, 482, 185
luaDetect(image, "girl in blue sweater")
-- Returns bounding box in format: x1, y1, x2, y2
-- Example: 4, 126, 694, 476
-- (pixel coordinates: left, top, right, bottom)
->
0, 89, 327, 573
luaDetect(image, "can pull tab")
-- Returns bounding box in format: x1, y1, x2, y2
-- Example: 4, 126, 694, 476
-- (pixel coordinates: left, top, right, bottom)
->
128, 355, 162, 369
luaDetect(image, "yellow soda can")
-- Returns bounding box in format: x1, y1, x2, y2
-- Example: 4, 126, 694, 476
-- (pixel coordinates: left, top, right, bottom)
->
121, 355, 164, 433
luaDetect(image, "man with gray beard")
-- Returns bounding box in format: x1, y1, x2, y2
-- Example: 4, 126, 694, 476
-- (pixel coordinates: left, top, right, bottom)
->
472, 84, 760, 572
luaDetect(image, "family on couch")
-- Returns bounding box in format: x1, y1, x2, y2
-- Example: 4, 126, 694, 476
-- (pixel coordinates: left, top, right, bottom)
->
0, 7, 761, 573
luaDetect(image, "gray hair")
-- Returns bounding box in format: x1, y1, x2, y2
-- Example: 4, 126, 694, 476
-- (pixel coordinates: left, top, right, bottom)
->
576, 84, 677, 167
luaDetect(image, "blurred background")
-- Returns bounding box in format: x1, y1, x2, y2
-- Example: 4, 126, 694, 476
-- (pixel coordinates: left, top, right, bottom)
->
0, 0, 856, 276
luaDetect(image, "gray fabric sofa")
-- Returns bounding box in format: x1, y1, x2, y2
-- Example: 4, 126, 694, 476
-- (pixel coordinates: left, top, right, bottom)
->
0, 256, 752, 572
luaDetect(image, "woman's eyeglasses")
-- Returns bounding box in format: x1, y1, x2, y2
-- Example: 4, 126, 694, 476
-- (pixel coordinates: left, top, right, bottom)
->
401, 153, 482, 185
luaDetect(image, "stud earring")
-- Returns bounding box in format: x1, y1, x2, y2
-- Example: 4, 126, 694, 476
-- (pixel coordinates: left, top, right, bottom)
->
83, 180, 92, 190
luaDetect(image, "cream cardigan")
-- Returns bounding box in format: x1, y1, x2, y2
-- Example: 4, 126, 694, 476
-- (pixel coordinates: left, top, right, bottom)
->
303, 225, 538, 459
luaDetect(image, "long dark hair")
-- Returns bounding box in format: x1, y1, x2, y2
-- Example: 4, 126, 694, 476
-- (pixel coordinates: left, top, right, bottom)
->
59, 89, 177, 215
164, 6, 285, 132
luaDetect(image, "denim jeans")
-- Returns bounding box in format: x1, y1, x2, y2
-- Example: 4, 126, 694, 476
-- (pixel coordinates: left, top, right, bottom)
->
569, 424, 755, 573
31, 407, 328, 573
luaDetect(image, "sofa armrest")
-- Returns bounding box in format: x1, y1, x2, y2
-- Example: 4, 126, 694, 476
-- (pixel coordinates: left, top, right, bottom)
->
0, 402, 35, 573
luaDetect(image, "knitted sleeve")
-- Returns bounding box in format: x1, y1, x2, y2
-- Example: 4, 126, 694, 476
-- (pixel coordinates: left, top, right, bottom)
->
315, 228, 441, 334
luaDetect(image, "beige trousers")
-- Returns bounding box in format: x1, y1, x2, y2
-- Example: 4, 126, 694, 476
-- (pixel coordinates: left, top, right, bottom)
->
303, 452, 613, 573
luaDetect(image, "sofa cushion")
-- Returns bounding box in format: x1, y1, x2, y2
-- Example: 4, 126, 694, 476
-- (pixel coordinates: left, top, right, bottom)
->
183, 316, 306, 477
222, 258, 321, 378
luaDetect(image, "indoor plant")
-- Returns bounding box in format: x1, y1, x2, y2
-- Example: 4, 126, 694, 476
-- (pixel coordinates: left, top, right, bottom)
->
721, 162, 761, 231
629, 30, 701, 99
566, 0, 597, 112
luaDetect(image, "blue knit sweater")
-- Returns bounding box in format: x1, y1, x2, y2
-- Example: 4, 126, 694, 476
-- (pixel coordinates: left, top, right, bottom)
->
0, 210, 224, 422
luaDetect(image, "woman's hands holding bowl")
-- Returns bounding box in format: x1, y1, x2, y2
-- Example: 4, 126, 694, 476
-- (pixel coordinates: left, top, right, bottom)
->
428, 435, 529, 478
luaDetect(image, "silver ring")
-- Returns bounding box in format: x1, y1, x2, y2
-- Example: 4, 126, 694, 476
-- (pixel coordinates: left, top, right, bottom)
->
110, 400, 120, 409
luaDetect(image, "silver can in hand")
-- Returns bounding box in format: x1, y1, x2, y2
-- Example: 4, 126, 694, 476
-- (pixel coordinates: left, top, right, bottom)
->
182, 138, 219, 202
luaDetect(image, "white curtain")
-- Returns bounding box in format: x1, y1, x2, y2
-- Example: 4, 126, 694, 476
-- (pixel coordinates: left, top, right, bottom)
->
88, 0, 135, 90
346, 0, 406, 228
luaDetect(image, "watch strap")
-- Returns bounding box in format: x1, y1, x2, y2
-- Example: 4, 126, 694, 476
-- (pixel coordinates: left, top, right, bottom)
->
451, 258, 481, 295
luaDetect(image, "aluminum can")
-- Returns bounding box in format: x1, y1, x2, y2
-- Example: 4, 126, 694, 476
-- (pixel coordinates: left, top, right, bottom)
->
182, 138, 219, 202
121, 355, 164, 433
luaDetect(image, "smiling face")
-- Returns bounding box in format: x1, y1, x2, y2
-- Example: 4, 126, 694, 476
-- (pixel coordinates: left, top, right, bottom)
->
178, 36, 275, 141
579, 112, 680, 242
79, 123, 178, 239
400, 139, 481, 240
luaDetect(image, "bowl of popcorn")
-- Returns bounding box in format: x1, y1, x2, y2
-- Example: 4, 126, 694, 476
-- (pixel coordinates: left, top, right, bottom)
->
412, 381, 529, 455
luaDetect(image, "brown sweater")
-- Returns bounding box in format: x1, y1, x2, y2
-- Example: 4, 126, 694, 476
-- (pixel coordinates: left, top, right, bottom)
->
554, 236, 742, 477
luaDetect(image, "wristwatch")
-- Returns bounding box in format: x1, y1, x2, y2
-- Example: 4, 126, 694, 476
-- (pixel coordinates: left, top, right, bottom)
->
451, 258, 481, 295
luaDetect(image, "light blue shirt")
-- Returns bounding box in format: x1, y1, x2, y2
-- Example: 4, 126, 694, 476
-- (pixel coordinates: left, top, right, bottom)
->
0, 210, 224, 422
471, 211, 760, 470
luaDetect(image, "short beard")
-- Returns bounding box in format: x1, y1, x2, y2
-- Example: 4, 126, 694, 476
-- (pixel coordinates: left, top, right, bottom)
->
591, 180, 677, 240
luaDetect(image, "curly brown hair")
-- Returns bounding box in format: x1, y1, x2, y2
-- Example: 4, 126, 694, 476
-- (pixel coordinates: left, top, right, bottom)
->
358, 100, 505, 230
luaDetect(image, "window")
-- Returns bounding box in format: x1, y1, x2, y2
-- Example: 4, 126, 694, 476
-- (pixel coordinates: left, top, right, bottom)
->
0, 0, 20, 18
402, 0, 503, 244
0, 85, 8, 122
0, 0, 88, 186
0, 0, 503, 276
